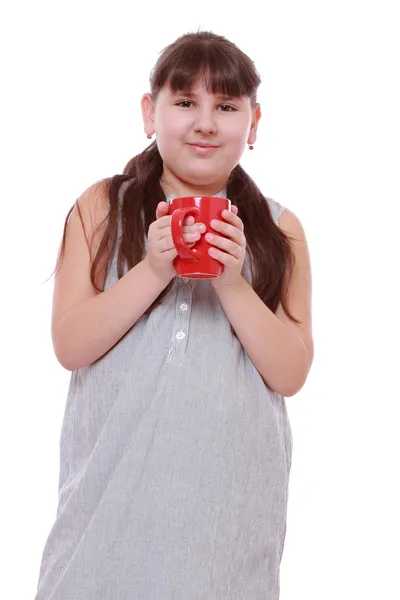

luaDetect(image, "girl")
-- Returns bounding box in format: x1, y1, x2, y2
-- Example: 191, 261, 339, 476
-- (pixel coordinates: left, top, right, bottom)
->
35, 31, 313, 600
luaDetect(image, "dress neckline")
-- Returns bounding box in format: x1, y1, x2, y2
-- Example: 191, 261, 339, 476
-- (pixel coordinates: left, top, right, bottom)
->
166, 188, 227, 203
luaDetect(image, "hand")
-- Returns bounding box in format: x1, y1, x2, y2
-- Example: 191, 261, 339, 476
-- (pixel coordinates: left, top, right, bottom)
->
207, 205, 247, 289
144, 201, 206, 284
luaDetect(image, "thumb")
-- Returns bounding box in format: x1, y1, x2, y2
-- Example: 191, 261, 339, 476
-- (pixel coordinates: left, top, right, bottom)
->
156, 201, 169, 220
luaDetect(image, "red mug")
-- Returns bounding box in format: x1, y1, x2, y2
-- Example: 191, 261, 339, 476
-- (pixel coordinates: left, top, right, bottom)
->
169, 196, 231, 279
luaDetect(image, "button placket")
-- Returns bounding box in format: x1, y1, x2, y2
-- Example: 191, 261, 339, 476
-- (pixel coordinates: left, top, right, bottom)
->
166, 279, 194, 364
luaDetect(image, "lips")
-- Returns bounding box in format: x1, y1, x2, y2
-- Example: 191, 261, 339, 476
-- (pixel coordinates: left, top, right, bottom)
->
187, 143, 220, 156
188, 143, 220, 148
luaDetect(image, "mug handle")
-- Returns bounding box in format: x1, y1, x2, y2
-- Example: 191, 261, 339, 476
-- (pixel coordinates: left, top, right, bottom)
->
171, 207, 201, 261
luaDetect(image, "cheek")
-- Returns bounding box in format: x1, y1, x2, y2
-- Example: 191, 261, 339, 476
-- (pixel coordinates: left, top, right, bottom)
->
156, 109, 189, 136
156, 126, 188, 164
156, 118, 190, 155
222, 118, 250, 146
222, 130, 248, 159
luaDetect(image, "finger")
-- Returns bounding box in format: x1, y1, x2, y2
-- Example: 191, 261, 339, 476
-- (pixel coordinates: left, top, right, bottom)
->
208, 246, 239, 266
205, 232, 243, 258
158, 222, 205, 241
159, 231, 201, 252
220, 209, 244, 231
209, 218, 245, 246
163, 247, 178, 262
154, 215, 172, 230
158, 214, 196, 227
156, 201, 170, 220
230, 205, 239, 216
160, 232, 201, 251
183, 215, 195, 226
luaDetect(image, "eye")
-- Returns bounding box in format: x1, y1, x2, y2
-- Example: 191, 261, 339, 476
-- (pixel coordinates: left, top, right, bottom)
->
176, 100, 193, 108
218, 104, 236, 112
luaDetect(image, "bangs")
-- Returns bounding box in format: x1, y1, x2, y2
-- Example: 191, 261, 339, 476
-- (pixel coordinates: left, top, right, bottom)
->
151, 37, 260, 101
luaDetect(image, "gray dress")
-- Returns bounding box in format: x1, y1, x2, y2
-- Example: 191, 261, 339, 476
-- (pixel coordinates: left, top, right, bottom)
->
34, 183, 293, 600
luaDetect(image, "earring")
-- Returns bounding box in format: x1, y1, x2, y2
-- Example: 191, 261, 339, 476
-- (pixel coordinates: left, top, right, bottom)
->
147, 134, 153, 139
248, 144, 254, 150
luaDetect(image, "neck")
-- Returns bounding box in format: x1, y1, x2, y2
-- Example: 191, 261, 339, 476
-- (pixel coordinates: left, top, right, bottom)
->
160, 172, 227, 198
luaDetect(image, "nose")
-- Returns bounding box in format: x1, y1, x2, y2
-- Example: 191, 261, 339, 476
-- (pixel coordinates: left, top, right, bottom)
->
193, 106, 217, 135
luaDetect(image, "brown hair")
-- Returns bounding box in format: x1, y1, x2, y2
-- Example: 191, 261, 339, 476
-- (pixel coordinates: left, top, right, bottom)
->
54, 31, 299, 323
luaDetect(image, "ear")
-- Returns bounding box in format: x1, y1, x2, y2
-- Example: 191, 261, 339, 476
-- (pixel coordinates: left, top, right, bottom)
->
141, 93, 155, 137
247, 103, 262, 145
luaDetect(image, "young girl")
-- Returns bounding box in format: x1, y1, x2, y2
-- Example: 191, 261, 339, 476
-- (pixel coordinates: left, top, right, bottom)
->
34, 31, 313, 600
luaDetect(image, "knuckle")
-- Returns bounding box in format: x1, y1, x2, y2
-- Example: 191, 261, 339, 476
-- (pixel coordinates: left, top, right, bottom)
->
220, 222, 228, 232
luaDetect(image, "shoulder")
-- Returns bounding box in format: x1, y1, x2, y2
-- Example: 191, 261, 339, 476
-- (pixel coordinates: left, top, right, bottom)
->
278, 207, 308, 243
264, 196, 307, 242
265, 196, 286, 225
70, 178, 111, 249
75, 178, 110, 223
274, 205, 314, 370
277, 206, 311, 283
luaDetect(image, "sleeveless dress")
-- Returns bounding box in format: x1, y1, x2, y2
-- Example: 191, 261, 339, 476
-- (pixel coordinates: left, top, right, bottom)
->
34, 182, 293, 600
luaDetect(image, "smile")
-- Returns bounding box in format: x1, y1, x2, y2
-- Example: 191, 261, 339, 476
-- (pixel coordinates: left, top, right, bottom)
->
187, 143, 220, 155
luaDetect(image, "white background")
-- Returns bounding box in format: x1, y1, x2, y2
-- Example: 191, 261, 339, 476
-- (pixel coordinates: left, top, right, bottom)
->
1, 1, 399, 598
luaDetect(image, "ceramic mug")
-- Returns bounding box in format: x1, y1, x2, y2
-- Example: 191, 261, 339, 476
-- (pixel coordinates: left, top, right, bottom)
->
169, 196, 231, 279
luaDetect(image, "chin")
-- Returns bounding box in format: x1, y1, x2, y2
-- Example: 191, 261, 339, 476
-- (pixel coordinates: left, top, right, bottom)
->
179, 166, 227, 186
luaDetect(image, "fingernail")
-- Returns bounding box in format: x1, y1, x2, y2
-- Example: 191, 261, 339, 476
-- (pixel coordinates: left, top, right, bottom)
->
198, 224, 206, 232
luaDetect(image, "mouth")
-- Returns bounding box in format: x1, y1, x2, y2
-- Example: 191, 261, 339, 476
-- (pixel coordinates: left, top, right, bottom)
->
188, 143, 220, 148
187, 143, 220, 155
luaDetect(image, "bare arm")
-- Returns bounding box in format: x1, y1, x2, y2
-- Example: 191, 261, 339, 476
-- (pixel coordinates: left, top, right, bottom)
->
51, 185, 202, 371
214, 208, 314, 397
51, 182, 167, 370
53, 260, 169, 371
215, 277, 311, 397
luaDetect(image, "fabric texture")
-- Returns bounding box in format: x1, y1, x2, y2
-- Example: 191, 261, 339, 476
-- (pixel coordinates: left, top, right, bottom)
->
34, 182, 293, 600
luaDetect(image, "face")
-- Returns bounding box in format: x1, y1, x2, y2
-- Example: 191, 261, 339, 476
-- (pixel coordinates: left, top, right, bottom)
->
141, 78, 261, 195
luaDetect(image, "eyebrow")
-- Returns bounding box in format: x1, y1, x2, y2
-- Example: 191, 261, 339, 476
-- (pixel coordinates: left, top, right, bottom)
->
172, 90, 237, 101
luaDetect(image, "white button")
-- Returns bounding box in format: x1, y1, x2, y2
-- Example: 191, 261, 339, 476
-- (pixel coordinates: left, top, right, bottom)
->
180, 303, 188, 312
180, 277, 191, 284
176, 331, 185, 340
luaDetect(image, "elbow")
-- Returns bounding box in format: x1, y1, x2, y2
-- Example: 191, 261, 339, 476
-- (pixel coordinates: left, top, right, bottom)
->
54, 348, 94, 371
263, 373, 306, 397
52, 325, 74, 370
52, 326, 91, 372
56, 357, 81, 372
281, 378, 306, 398
266, 347, 313, 397
53, 344, 84, 372
274, 374, 308, 398
282, 350, 313, 397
